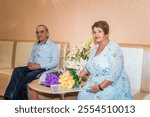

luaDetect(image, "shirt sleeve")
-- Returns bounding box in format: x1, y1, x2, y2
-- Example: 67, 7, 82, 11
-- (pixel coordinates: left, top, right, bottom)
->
28, 43, 36, 63
40, 44, 59, 70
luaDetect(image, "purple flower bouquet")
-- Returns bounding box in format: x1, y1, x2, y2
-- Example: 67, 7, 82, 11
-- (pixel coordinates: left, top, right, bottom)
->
45, 73, 59, 87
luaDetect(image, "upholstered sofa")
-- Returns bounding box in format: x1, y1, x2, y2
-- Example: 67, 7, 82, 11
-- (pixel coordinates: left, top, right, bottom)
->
0, 40, 150, 100
0, 40, 70, 97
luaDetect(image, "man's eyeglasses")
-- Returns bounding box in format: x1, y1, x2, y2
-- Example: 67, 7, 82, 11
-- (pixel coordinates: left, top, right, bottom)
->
35, 30, 45, 35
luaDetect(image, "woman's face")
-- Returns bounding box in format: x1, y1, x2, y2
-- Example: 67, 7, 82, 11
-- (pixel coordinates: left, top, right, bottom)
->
92, 27, 108, 43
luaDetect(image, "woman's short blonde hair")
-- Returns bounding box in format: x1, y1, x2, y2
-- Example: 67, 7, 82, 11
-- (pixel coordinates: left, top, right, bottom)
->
92, 21, 109, 35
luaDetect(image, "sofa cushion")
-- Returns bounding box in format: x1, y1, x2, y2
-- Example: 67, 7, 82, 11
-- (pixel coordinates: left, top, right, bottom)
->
134, 92, 150, 100
121, 47, 144, 94
0, 69, 13, 96
0, 40, 14, 69
0, 69, 13, 75
0, 72, 12, 96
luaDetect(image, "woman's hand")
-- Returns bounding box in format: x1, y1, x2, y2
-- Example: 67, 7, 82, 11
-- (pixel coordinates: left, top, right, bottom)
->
90, 80, 112, 93
79, 76, 82, 82
78, 69, 87, 82
90, 85, 100, 93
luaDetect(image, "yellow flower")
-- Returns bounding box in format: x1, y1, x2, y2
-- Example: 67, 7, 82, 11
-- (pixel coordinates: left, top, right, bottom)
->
63, 71, 70, 77
59, 71, 75, 90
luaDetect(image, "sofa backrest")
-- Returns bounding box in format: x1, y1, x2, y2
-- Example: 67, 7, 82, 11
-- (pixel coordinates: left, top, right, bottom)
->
56, 41, 70, 68
13, 40, 70, 69
141, 49, 150, 93
0, 40, 14, 69
120, 43, 150, 93
121, 47, 143, 92
14, 40, 35, 67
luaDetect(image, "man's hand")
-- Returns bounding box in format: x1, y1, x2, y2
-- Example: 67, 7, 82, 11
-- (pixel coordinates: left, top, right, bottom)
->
27, 63, 41, 70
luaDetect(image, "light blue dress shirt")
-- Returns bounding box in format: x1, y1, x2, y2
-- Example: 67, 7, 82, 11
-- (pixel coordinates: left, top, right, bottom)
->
77, 41, 133, 100
28, 38, 59, 70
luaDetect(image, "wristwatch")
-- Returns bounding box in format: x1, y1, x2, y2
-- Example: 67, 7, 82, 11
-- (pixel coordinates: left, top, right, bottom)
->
98, 84, 103, 91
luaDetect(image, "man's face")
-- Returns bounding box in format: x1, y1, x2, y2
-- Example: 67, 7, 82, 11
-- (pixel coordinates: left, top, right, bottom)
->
36, 26, 49, 42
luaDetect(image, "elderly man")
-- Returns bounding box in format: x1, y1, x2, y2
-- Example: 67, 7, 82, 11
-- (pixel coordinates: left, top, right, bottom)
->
4, 25, 59, 100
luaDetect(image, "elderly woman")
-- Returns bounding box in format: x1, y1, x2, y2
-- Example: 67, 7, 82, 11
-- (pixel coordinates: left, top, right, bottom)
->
77, 21, 132, 100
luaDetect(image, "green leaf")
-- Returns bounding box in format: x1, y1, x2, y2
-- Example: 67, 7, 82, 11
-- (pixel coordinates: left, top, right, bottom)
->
69, 69, 80, 87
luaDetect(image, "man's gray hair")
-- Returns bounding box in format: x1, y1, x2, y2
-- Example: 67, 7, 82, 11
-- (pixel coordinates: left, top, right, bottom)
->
36, 24, 49, 32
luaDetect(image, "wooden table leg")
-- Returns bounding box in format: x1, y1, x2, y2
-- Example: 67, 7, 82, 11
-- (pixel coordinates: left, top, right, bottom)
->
29, 88, 40, 100
60, 94, 65, 100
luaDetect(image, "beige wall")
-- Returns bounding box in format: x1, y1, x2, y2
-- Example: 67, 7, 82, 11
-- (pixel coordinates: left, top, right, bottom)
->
0, 0, 150, 47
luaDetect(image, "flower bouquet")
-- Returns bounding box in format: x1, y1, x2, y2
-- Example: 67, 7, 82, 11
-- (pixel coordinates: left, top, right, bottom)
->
44, 68, 80, 90
43, 39, 92, 91
59, 38, 92, 89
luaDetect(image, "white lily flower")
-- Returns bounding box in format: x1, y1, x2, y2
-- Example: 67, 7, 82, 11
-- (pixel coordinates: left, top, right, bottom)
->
65, 39, 92, 71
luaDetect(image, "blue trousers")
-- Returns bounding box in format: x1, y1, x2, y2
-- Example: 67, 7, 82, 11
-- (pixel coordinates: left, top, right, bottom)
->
4, 66, 46, 100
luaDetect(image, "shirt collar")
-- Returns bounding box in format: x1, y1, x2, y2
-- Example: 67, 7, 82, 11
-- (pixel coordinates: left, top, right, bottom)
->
38, 38, 49, 45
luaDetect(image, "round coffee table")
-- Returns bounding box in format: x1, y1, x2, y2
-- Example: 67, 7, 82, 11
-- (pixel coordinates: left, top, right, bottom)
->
28, 79, 83, 100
